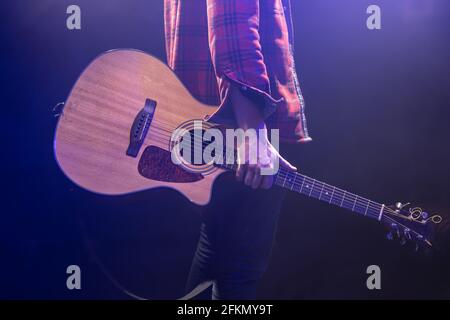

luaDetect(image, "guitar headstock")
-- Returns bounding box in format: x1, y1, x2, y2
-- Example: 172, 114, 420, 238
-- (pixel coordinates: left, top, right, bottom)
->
381, 202, 443, 251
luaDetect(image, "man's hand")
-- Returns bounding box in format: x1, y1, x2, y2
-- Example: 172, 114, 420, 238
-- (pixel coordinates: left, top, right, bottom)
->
229, 83, 296, 189
235, 127, 297, 189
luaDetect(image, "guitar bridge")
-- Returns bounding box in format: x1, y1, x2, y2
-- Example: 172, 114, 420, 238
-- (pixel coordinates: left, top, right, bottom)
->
126, 98, 156, 157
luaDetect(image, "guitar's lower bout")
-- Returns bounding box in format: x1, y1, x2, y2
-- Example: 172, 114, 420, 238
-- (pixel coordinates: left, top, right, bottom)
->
138, 146, 203, 183
54, 49, 222, 205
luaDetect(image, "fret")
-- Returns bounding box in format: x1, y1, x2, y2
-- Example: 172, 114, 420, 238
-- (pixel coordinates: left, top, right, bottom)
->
331, 188, 344, 206
364, 200, 370, 216
353, 197, 369, 215
378, 204, 385, 221
275, 173, 383, 222
342, 192, 358, 211
309, 180, 317, 198
299, 174, 305, 193
320, 184, 332, 203
318, 183, 324, 200
283, 172, 294, 190
290, 173, 297, 191
311, 181, 324, 200
309, 179, 315, 196
365, 202, 381, 220
302, 179, 313, 194
342, 191, 353, 211
340, 191, 346, 207
288, 173, 297, 192
352, 195, 358, 211
329, 186, 335, 204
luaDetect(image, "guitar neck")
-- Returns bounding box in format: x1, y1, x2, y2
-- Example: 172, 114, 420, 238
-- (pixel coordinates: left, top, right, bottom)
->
217, 152, 385, 222
274, 168, 385, 221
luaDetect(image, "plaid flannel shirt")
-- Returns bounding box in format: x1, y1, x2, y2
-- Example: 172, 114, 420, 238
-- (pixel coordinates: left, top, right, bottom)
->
164, 0, 311, 143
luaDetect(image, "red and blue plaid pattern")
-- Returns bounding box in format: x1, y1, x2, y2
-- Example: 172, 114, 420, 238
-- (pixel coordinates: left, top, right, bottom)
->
164, 0, 311, 143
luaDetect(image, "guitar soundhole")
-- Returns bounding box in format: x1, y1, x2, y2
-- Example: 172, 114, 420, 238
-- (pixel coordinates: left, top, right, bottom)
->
137, 146, 204, 183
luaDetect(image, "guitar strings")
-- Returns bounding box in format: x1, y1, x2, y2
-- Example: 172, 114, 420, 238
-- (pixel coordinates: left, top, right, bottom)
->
274, 170, 425, 237
275, 172, 388, 217
273, 170, 425, 239
140, 129, 424, 241
163, 133, 387, 215
275, 171, 382, 217
276, 169, 398, 218
142, 122, 423, 236
166, 132, 387, 214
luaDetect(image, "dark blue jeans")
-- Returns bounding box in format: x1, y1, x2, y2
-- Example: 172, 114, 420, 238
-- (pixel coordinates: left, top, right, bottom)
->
185, 172, 286, 299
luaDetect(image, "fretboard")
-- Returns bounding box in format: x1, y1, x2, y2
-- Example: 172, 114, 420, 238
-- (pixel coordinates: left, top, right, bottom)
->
216, 151, 385, 222
274, 167, 384, 221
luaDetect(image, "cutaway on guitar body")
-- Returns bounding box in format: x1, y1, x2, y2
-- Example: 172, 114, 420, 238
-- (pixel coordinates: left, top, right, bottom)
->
54, 49, 223, 205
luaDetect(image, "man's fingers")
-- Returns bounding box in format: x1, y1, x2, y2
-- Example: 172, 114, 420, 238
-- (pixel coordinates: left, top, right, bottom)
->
261, 175, 274, 189
279, 154, 297, 172
251, 167, 262, 189
236, 163, 245, 182
237, 164, 266, 189
244, 165, 256, 186
236, 141, 295, 189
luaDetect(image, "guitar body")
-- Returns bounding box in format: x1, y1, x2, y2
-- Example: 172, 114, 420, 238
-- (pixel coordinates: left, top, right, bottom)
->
54, 49, 224, 205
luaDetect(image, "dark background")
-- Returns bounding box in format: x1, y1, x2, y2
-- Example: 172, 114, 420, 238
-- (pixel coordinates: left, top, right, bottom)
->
1, 0, 449, 299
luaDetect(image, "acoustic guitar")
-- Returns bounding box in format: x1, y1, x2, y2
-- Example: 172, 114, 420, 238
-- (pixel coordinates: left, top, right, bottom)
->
54, 49, 443, 249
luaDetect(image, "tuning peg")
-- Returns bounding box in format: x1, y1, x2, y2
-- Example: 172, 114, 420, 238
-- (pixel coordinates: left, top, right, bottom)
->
394, 202, 411, 212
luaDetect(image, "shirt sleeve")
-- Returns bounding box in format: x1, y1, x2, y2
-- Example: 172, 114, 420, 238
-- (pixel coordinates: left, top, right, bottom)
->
206, 0, 283, 124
